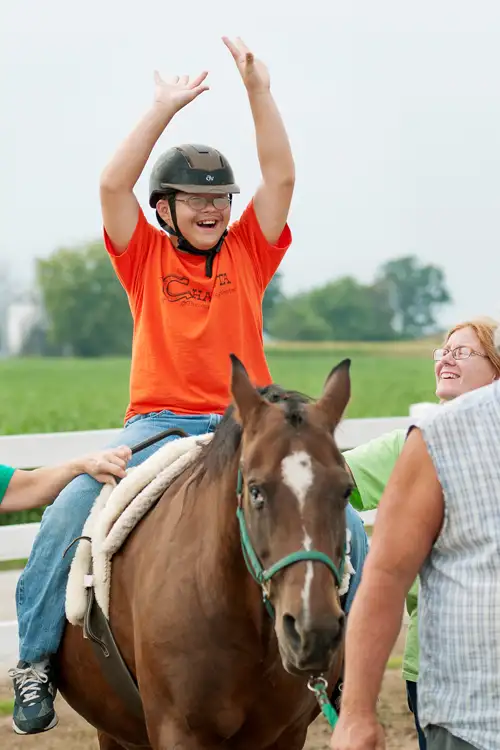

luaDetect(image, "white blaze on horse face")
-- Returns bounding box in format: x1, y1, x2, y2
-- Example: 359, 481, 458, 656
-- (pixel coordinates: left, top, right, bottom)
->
281, 451, 314, 512
281, 451, 315, 624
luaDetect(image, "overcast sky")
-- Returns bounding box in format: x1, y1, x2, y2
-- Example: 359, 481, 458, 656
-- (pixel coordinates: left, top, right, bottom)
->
2, 1, 500, 327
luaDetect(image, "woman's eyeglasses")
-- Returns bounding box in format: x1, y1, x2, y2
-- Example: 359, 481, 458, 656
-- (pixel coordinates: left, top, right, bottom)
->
433, 346, 487, 362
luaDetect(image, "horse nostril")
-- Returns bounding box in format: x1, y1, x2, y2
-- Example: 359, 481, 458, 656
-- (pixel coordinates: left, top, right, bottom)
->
282, 613, 301, 651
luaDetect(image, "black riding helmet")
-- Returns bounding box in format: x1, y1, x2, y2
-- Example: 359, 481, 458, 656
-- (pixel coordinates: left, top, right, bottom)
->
149, 144, 240, 277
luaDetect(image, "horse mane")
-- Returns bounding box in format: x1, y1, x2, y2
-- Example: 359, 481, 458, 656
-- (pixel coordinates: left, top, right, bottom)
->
191, 384, 315, 486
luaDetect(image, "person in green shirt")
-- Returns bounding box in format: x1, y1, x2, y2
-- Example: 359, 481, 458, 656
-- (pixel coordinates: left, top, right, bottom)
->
0, 445, 131, 514
341, 316, 500, 750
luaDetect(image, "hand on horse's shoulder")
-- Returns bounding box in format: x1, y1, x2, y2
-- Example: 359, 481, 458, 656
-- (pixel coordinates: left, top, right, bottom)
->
330, 712, 385, 750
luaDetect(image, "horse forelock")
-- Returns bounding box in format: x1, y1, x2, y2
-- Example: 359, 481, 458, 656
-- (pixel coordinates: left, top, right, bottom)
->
191, 385, 315, 485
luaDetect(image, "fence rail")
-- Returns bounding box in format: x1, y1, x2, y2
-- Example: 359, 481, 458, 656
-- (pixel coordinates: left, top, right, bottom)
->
0, 406, 432, 670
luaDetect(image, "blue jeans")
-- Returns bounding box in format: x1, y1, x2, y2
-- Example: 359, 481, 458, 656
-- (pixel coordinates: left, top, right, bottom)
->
16, 410, 221, 663
344, 504, 368, 613
330, 506, 368, 706
16, 412, 368, 662
407, 680, 427, 750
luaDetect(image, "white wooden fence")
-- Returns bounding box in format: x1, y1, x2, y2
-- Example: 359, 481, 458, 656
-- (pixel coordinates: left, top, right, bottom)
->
0, 404, 433, 669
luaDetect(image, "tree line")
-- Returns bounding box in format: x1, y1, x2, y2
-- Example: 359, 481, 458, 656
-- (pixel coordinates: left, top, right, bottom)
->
20, 242, 451, 357
265, 256, 451, 342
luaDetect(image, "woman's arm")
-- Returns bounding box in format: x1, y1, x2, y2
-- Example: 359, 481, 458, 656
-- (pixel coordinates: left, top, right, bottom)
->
0, 445, 131, 513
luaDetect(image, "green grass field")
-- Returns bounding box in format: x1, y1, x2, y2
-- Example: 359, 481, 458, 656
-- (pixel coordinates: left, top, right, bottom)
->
0, 341, 438, 435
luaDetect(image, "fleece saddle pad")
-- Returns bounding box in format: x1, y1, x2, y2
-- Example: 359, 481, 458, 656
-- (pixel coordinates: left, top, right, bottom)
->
65, 432, 213, 625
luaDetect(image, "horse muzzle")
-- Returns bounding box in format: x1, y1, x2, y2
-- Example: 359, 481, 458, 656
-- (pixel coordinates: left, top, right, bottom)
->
278, 610, 345, 675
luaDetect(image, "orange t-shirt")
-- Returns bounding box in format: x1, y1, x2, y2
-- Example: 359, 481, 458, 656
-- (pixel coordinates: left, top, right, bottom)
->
104, 201, 291, 422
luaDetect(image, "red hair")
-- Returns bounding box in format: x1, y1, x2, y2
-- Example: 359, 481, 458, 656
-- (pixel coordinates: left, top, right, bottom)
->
444, 316, 500, 377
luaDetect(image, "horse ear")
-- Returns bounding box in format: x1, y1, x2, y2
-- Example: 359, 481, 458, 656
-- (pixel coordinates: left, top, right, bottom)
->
315, 358, 351, 431
230, 354, 266, 426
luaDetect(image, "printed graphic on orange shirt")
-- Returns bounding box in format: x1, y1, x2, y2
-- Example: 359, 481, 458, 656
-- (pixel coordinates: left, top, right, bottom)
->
162, 272, 234, 306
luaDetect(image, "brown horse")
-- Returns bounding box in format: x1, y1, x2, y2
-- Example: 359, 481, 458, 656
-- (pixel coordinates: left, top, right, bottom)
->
56, 355, 353, 750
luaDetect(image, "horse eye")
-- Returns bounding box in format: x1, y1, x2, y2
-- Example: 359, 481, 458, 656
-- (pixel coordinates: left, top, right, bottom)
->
249, 485, 265, 509
343, 486, 353, 500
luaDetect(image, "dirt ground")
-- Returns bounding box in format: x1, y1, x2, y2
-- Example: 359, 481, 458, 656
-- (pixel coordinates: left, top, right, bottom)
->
0, 630, 417, 750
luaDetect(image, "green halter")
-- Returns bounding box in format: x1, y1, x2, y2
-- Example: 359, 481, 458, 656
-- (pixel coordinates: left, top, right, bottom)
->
235, 469, 346, 619
235, 468, 346, 727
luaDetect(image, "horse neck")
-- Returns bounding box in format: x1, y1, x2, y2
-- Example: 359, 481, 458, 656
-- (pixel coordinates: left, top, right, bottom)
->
197, 451, 242, 565
194, 452, 265, 624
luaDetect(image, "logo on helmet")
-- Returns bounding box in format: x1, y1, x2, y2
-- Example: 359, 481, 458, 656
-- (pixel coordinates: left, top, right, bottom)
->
205, 175, 214, 182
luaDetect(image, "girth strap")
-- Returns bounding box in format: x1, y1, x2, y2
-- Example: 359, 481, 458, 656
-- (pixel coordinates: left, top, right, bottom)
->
83, 565, 144, 719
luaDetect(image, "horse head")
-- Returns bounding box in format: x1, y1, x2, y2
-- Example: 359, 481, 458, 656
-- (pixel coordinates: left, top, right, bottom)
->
230, 354, 352, 677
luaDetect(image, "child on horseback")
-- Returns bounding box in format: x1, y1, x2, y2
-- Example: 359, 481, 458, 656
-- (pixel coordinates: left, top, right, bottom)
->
10, 37, 368, 735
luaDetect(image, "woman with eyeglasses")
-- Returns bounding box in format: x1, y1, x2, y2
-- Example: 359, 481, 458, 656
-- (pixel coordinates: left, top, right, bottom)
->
341, 316, 500, 749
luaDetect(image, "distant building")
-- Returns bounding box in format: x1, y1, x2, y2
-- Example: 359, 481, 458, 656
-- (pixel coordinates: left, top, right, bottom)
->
263, 330, 275, 344
2, 296, 42, 356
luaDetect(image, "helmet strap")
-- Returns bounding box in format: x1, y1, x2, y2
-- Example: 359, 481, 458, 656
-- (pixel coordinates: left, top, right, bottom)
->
154, 193, 229, 278
177, 232, 228, 278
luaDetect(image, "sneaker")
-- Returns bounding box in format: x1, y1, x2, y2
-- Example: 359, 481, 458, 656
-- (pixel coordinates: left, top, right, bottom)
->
8, 659, 58, 735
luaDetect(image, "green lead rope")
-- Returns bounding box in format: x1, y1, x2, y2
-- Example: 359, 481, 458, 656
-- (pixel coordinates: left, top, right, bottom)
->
308, 677, 339, 728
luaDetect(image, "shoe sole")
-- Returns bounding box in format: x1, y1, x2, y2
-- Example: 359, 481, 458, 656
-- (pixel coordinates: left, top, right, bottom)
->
12, 714, 58, 735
